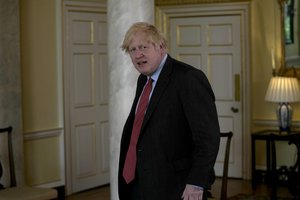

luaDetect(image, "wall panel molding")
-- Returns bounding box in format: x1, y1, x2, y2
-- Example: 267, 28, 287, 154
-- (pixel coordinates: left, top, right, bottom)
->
23, 128, 65, 187
156, 0, 250, 6
253, 119, 300, 129
24, 128, 63, 141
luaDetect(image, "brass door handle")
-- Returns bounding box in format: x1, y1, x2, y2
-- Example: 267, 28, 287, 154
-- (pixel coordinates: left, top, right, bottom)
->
235, 74, 240, 102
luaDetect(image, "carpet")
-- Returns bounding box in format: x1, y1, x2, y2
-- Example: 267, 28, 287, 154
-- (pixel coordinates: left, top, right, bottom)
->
228, 193, 294, 200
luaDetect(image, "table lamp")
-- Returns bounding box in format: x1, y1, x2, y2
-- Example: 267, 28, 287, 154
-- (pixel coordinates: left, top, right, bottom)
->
265, 76, 300, 132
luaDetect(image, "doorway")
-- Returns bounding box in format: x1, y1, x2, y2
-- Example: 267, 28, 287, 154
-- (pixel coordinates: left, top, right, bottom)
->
63, 1, 109, 194
157, 2, 251, 179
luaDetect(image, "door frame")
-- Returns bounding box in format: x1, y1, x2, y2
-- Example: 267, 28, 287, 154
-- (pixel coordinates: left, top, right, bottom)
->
156, 2, 252, 179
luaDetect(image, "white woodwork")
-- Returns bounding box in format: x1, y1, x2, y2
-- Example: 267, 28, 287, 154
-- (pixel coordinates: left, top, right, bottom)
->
168, 6, 249, 178
63, 1, 109, 194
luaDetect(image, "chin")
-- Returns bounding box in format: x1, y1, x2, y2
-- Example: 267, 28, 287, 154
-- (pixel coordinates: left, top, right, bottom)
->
140, 71, 152, 76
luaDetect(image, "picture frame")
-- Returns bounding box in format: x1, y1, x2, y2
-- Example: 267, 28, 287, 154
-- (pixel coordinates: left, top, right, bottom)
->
285, 0, 295, 44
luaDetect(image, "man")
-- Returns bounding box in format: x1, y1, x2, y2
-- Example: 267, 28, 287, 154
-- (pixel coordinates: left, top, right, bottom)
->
118, 22, 220, 200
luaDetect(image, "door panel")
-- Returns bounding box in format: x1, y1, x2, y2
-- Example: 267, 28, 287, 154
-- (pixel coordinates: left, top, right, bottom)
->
64, 5, 109, 193
170, 15, 242, 178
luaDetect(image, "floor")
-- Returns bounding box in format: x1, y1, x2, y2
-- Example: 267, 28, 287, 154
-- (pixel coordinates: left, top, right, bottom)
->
64, 178, 294, 199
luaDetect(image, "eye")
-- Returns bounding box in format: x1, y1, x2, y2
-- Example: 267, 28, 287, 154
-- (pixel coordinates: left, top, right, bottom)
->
142, 46, 148, 51
129, 47, 136, 54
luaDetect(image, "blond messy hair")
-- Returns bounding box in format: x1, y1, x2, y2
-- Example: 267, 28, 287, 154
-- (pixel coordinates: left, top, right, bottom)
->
121, 22, 168, 53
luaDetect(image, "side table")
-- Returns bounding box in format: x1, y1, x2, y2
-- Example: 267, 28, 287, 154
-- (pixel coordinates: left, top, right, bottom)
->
251, 130, 300, 200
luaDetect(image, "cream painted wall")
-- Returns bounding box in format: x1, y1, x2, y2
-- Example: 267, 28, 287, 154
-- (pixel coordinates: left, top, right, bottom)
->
20, 0, 105, 188
21, 0, 60, 132
20, 0, 63, 186
251, 0, 278, 122
24, 136, 61, 185
251, 0, 298, 167
251, 0, 300, 123
19, 0, 298, 187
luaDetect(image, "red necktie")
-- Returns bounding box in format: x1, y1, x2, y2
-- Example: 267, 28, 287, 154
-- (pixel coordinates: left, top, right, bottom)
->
123, 78, 153, 183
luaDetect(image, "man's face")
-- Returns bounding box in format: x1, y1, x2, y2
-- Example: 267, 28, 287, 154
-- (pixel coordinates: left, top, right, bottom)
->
128, 32, 165, 76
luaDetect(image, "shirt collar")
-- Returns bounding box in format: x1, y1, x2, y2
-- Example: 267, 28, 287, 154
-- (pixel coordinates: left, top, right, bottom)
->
150, 54, 168, 82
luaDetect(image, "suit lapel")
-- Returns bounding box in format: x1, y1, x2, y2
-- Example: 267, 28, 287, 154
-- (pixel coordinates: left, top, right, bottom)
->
140, 56, 173, 135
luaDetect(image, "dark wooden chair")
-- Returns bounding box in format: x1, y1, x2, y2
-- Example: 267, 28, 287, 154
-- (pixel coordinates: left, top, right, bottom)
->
208, 131, 233, 200
219, 131, 233, 200
0, 126, 57, 200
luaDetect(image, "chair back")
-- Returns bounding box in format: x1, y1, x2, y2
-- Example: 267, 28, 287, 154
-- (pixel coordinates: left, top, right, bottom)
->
0, 126, 58, 199
0, 126, 16, 189
220, 131, 233, 200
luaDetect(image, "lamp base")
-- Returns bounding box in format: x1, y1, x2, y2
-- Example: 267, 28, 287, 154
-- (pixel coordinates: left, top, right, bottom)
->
276, 103, 293, 133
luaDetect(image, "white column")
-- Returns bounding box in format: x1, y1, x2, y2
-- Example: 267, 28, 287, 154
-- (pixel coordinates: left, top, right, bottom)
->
107, 1, 154, 199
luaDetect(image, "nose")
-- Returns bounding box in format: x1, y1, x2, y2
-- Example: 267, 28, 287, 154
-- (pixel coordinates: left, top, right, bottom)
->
134, 49, 144, 58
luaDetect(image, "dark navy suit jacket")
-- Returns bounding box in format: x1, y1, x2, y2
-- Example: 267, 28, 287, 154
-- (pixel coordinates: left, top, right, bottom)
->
118, 55, 220, 200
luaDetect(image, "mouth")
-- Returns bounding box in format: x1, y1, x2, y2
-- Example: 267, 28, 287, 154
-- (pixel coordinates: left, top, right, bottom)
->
137, 61, 147, 66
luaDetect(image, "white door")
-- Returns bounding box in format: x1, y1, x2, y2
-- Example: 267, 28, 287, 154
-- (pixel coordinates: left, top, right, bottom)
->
170, 15, 243, 178
64, 2, 109, 194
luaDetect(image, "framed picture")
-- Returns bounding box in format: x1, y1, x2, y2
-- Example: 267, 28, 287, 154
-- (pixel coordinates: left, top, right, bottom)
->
285, 0, 295, 44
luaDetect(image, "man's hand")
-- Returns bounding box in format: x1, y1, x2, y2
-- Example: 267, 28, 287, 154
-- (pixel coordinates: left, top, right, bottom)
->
181, 184, 204, 200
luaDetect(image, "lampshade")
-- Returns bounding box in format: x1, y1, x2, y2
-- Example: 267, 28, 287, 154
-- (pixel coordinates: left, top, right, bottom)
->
265, 76, 300, 103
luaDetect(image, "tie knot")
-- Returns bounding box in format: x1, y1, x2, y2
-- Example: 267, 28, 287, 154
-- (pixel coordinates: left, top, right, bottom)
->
145, 78, 153, 91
